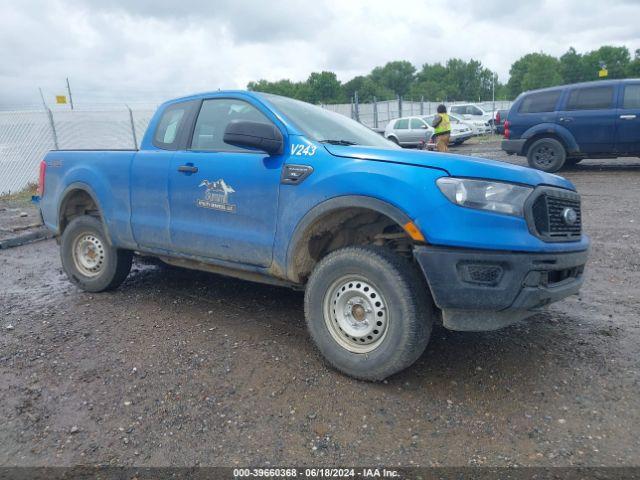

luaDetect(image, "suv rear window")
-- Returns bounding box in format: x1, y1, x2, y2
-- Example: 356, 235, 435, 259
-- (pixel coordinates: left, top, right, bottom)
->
623, 84, 640, 109
518, 91, 561, 113
566, 86, 614, 110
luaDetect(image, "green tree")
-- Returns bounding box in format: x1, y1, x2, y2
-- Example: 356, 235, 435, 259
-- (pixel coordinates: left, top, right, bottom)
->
305, 71, 343, 103
628, 49, 640, 77
508, 53, 562, 97
370, 61, 416, 97
581, 45, 631, 79
559, 47, 585, 84
342, 75, 393, 102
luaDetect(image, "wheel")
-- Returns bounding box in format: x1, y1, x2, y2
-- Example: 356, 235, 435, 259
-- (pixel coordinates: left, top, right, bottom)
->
304, 246, 433, 381
527, 137, 566, 172
60, 215, 132, 292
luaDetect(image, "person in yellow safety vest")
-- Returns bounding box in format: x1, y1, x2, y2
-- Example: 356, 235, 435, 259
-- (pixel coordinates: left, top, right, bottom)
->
431, 104, 451, 153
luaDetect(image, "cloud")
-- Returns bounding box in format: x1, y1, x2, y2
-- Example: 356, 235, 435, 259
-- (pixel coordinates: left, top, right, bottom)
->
0, 0, 638, 107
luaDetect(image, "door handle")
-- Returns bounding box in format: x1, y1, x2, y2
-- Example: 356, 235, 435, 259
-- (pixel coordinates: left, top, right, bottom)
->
178, 164, 198, 173
620, 114, 637, 120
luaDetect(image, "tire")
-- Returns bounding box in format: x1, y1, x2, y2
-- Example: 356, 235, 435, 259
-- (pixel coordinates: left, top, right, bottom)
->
304, 246, 433, 381
526, 137, 566, 172
60, 215, 132, 292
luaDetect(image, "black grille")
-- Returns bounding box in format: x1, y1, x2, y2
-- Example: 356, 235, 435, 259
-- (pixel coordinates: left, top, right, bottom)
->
529, 188, 582, 241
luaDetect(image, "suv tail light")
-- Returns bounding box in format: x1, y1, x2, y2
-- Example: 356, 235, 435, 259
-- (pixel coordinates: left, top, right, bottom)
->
37, 160, 46, 197
503, 120, 510, 139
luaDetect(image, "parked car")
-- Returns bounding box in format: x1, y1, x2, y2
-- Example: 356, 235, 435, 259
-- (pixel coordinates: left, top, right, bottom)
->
448, 105, 493, 134
502, 79, 640, 172
422, 114, 474, 147
494, 109, 510, 135
35, 91, 589, 380
384, 116, 435, 147
450, 103, 495, 123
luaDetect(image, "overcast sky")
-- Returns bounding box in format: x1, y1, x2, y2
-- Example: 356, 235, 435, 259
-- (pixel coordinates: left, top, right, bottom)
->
0, 0, 638, 107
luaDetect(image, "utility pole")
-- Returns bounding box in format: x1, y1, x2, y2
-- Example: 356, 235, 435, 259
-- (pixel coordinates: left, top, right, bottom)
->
66, 77, 74, 110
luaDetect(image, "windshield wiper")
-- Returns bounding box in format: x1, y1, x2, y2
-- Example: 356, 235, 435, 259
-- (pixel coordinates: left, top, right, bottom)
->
318, 139, 358, 146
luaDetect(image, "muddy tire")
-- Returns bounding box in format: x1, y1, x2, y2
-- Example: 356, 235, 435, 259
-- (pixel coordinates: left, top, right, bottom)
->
60, 215, 132, 292
304, 246, 433, 381
527, 137, 566, 172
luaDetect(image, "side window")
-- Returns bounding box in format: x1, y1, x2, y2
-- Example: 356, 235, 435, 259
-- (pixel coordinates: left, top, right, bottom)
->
450, 106, 463, 115
623, 84, 640, 109
395, 119, 409, 129
191, 98, 273, 151
153, 103, 189, 149
410, 118, 425, 129
566, 86, 614, 110
469, 106, 483, 115
518, 91, 561, 113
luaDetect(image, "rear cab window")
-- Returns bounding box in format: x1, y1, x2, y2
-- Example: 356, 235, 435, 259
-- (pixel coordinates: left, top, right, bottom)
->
566, 86, 614, 110
518, 90, 561, 113
153, 100, 198, 150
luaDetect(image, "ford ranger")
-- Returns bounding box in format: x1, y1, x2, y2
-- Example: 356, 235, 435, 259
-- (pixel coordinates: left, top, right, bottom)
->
35, 91, 589, 380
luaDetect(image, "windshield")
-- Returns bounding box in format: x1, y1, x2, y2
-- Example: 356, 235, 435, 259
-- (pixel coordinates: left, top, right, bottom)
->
258, 93, 398, 148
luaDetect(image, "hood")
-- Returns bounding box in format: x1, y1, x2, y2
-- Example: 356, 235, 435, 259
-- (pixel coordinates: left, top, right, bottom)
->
323, 144, 575, 190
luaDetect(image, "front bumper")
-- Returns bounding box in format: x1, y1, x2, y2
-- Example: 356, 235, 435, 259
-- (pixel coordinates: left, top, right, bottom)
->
501, 138, 526, 155
413, 245, 588, 331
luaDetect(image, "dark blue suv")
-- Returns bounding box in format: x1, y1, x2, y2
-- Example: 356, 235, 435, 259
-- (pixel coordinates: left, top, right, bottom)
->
502, 79, 640, 172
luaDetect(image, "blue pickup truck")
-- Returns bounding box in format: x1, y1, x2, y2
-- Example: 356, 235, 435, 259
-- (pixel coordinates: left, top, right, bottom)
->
502, 79, 640, 172
35, 91, 589, 380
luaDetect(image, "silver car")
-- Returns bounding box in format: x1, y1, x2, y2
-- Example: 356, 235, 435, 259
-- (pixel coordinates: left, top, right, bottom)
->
422, 114, 474, 145
384, 116, 435, 147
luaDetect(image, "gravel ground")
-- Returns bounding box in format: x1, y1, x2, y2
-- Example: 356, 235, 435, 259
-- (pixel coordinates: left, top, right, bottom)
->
1, 140, 639, 467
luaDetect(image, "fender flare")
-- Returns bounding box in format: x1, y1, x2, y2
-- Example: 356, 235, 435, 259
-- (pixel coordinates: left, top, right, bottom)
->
285, 195, 413, 282
521, 123, 579, 154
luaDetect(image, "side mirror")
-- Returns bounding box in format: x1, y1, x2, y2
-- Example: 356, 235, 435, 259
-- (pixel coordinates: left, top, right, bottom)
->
223, 120, 283, 155
420, 124, 428, 129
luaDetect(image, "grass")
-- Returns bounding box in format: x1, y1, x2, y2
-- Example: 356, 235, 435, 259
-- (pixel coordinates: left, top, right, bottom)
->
0, 183, 38, 207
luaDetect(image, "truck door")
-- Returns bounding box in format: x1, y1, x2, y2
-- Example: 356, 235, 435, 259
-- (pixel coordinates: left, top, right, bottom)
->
557, 84, 617, 154
168, 97, 284, 267
615, 82, 640, 154
130, 100, 198, 250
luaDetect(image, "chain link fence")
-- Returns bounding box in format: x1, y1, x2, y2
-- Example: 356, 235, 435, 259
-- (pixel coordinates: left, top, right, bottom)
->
0, 97, 513, 195
0, 105, 156, 195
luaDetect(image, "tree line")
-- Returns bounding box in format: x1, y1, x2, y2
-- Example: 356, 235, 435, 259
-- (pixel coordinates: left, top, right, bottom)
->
247, 45, 640, 104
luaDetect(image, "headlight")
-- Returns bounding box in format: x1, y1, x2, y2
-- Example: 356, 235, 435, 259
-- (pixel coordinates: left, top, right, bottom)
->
436, 177, 533, 216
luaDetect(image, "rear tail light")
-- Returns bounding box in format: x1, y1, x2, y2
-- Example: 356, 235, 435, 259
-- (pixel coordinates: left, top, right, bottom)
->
37, 160, 46, 197
503, 120, 510, 139
495, 111, 501, 124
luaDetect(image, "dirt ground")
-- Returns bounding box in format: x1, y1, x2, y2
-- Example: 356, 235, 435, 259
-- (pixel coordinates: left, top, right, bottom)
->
1, 140, 639, 467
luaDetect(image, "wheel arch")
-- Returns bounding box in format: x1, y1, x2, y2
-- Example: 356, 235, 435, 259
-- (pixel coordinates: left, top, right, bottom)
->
522, 124, 578, 156
285, 196, 415, 284
57, 182, 110, 240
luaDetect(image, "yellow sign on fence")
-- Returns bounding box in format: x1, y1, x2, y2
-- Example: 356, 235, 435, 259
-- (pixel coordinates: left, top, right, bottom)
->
598, 68, 608, 78
56, 95, 67, 104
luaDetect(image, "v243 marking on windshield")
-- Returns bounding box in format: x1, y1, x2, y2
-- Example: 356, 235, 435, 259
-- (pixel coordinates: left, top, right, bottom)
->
291, 144, 317, 156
